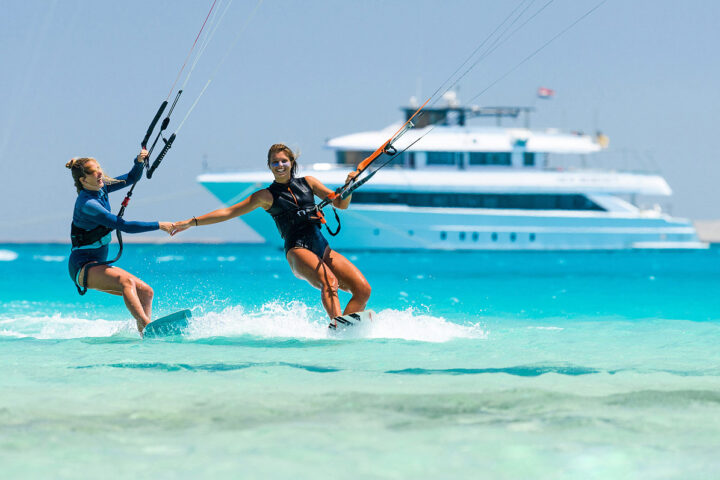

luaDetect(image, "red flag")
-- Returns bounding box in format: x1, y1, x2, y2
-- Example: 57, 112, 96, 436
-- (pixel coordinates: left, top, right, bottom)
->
537, 87, 555, 99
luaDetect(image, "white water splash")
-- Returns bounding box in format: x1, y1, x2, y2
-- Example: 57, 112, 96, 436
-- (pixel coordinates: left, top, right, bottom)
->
186, 301, 486, 342
0, 302, 486, 342
0, 314, 135, 339
186, 301, 326, 339
155, 255, 185, 263
360, 308, 486, 342
0, 249, 19, 261
32, 255, 65, 262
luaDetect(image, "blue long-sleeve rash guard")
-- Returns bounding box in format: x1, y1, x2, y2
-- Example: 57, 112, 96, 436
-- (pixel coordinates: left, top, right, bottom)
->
71, 159, 159, 250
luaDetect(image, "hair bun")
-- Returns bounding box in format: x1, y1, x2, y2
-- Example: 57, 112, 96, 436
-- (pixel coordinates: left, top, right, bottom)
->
66, 158, 77, 169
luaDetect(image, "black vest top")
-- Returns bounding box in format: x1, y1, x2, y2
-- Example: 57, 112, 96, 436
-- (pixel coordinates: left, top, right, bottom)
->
266, 177, 320, 239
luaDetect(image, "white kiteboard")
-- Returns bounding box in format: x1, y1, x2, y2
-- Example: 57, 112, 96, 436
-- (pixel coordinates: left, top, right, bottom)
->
328, 310, 375, 330
143, 309, 192, 338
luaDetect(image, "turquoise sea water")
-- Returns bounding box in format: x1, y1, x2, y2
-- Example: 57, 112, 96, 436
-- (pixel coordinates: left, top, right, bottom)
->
2, 243, 720, 479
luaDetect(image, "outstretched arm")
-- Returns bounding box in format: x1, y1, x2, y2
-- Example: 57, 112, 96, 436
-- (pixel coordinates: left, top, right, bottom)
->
305, 173, 357, 210
172, 189, 273, 235
82, 199, 175, 234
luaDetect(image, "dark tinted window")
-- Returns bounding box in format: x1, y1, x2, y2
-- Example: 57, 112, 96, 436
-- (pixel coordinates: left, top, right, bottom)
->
351, 192, 604, 211
336, 151, 373, 165
468, 152, 511, 165
427, 152, 460, 165
337, 150, 412, 167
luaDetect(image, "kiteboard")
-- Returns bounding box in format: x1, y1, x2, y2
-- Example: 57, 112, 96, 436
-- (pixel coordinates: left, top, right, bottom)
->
328, 310, 375, 330
143, 309, 192, 338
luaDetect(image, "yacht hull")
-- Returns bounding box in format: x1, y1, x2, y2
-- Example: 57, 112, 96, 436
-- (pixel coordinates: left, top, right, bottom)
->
198, 181, 704, 250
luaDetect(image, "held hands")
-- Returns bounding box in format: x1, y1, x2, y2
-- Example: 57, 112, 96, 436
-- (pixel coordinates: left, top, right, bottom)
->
137, 148, 149, 163
159, 222, 175, 235
159, 218, 197, 236
170, 219, 194, 236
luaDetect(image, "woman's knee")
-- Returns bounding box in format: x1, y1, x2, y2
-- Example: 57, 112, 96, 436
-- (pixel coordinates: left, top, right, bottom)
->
118, 275, 137, 291
119, 275, 152, 297
356, 280, 371, 301
138, 281, 154, 299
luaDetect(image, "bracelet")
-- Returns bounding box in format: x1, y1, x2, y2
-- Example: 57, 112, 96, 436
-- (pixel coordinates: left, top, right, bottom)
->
193, 216, 199, 226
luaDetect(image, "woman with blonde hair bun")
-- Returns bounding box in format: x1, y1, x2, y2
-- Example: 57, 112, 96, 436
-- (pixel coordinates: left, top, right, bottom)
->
66, 149, 174, 334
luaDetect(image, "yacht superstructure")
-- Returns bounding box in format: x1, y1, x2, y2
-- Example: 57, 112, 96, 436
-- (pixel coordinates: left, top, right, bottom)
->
198, 101, 703, 250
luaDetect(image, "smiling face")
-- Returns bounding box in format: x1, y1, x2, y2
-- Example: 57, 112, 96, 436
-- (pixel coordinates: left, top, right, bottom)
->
79, 160, 104, 191
268, 151, 294, 183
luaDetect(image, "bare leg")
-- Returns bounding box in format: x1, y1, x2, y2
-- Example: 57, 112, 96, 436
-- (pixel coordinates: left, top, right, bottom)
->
286, 248, 341, 318
322, 248, 371, 314
134, 277, 154, 320
79, 264, 155, 333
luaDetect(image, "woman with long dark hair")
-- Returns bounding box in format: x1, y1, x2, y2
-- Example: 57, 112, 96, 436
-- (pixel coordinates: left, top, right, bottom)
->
172, 144, 371, 320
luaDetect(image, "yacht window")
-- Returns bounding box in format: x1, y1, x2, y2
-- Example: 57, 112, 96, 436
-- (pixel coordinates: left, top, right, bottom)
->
336, 150, 374, 166
409, 109, 462, 128
427, 152, 460, 165
468, 152, 511, 165
350, 192, 605, 211
523, 153, 535, 166
386, 152, 410, 167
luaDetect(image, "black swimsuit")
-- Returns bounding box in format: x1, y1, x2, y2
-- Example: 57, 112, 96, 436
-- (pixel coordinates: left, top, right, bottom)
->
266, 177, 329, 259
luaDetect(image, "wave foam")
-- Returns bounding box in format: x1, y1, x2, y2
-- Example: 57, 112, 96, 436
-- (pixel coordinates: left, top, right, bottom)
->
0, 314, 135, 339
186, 301, 485, 342
155, 255, 185, 263
0, 302, 485, 342
0, 249, 18, 261
33, 255, 65, 262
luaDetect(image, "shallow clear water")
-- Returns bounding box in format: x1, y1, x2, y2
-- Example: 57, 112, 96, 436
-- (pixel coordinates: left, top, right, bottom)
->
2, 244, 720, 478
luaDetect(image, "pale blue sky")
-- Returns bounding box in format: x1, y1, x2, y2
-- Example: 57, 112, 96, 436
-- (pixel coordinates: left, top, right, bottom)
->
1, 0, 718, 242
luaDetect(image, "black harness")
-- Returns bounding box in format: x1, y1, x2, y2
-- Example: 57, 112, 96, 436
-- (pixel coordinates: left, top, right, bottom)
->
70, 223, 114, 249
